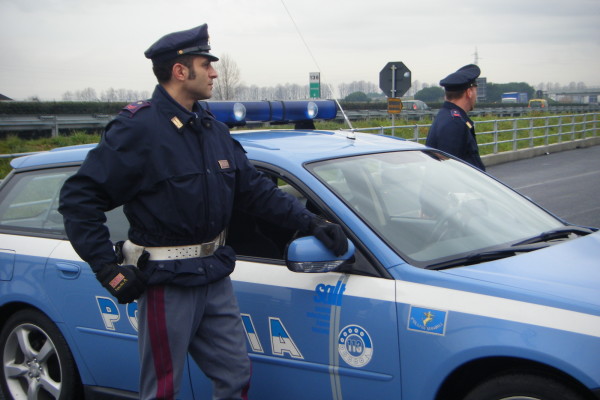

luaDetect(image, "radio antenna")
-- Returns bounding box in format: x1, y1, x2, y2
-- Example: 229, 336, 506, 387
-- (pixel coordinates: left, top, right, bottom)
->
279, 0, 355, 138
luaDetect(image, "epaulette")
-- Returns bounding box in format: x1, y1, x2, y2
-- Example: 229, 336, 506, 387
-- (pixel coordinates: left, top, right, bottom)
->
119, 100, 151, 118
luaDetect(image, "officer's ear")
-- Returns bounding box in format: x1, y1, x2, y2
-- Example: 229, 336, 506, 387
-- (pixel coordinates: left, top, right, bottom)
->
466, 87, 476, 99
172, 63, 189, 82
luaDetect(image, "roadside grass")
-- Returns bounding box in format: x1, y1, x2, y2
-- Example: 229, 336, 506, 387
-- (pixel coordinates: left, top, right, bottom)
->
0, 132, 101, 178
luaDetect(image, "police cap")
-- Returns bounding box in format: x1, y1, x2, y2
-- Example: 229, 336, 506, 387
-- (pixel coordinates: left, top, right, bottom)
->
439, 64, 481, 91
144, 24, 219, 63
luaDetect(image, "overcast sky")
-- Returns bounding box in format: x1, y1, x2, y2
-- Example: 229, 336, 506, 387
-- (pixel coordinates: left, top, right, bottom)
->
1, 0, 599, 100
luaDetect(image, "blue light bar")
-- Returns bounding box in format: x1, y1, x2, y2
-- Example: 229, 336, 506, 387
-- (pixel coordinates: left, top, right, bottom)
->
199, 101, 247, 124
198, 100, 337, 126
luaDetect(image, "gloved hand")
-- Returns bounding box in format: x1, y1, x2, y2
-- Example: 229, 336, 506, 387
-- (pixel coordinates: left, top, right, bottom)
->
95, 263, 147, 304
310, 217, 348, 257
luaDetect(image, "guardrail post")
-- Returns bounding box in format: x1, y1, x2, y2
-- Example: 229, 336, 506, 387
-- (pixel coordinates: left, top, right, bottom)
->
544, 116, 550, 146
52, 119, 59, 138
512, 119, 518, 151
493, 120, 499, 154
413, 125, 419, 143
558, 116, 563, 143
529, 117, 534, 148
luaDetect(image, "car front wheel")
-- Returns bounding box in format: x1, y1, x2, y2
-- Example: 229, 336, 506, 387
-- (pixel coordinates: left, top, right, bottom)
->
463, 372, 588, 400
0, 309, 82, 400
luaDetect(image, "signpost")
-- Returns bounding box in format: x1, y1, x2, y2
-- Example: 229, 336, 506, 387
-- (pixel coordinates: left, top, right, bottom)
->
379, 62, 411, 132
309, 72, 321, 99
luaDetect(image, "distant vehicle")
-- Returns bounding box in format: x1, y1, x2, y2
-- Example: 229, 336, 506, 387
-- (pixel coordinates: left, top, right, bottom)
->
501, 92, 529, 104
529, 99, 548, 109
401, 99, 429, 111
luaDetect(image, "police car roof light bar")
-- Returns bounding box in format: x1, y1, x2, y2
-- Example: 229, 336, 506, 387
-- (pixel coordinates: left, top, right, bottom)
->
199, 100, 337, 126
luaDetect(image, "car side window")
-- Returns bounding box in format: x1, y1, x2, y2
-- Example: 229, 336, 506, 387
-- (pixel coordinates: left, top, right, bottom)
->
226, 174, 305, 263
0, 169, 71, 235
226, 169, 384, 277
0, 167, 129, 242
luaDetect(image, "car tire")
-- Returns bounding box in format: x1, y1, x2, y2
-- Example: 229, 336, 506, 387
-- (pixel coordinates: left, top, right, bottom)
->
463, 372, 587, 400
0, 309, 82, 400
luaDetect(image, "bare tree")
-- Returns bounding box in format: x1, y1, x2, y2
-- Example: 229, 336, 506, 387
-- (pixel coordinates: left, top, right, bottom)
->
77, 87, 98, 101
213, 54, 241, 100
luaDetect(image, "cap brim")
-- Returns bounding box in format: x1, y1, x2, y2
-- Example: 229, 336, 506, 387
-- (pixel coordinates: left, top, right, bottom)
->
188, 51, 219, 61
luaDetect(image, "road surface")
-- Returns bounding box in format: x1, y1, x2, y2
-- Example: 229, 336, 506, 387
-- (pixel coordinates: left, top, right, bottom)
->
488, 145, 600, 228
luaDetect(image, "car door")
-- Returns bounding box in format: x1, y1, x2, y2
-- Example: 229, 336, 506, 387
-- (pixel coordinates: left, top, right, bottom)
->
188, 169, 403, 399
4, 166, 140, 393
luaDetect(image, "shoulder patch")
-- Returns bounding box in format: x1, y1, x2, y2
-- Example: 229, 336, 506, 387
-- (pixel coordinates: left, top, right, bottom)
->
120, 101, 151, 118
451, 109, 462, 118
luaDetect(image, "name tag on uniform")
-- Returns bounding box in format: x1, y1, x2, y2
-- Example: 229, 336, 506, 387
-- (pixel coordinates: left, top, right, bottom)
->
218, 160, 230, 169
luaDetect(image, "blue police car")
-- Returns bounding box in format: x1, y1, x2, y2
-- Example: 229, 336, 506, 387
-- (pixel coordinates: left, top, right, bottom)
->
0, 100, 599, 400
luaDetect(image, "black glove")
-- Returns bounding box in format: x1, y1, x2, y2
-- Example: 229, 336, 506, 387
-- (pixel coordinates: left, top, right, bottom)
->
310, 217, 348, 257
95, 263, 147, 304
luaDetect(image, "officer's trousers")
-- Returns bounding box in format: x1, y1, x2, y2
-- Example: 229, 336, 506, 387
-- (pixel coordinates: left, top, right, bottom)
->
137, 277, 251, 400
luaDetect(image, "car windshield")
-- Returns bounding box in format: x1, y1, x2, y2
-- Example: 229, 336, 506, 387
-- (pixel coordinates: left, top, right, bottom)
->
307, 150, 565, 267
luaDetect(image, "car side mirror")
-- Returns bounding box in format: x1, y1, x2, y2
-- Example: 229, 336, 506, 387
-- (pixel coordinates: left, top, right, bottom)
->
286, 236, 355, 273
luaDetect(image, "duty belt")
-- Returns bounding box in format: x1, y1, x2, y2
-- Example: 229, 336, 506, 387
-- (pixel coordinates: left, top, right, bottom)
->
121, 231, 225, 265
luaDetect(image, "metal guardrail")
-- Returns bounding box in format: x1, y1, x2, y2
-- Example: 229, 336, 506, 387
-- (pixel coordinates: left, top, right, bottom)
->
0, 114, 113, 137
1, 113, 599, 160
354, 112, 600, 155
339, 104, 600, 121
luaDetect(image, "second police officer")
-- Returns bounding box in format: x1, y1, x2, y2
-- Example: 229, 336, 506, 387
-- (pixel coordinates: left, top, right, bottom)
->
426, 64, 486, 171
59, 24, 348, 400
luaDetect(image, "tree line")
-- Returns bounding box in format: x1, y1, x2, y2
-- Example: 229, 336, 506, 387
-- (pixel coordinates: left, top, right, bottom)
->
50, 53, 593, 104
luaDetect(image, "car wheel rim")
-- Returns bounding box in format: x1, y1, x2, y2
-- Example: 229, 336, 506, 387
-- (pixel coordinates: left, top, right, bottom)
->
3, 323, 62, 400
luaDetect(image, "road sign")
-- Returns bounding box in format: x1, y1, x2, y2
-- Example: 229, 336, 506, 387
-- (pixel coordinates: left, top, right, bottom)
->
379, 62, 411, 98
309, 72, 321, 99
387, 98, 403, 114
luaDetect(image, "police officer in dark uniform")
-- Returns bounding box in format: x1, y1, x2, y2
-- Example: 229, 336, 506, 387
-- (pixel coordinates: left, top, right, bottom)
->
426, 64, 485, 171
59, 24, 347, 400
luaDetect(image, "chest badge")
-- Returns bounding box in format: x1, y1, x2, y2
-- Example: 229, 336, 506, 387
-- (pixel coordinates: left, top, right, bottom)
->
218, 160, 230, 169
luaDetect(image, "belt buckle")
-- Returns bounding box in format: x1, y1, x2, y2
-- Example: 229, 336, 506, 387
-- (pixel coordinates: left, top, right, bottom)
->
200, 242, 215, 257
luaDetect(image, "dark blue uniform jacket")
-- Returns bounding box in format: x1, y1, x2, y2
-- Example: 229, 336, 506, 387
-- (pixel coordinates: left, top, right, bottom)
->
59, 85, 313, 284
425, 101, 485, 171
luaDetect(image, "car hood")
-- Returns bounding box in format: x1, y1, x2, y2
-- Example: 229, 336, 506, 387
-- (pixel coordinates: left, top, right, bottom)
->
442, 231, 600, 312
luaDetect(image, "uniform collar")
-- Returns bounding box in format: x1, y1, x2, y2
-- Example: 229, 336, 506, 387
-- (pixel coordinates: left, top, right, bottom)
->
152, 85, 207, 133
442, 101, 469, 118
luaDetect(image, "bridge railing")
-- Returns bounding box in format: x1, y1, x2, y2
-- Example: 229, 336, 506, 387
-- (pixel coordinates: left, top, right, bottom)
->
1, 113, 598, 160
354, 112, 600, 155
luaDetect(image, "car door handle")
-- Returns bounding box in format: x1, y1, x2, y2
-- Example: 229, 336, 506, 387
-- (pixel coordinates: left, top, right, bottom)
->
54, 262, 82, 279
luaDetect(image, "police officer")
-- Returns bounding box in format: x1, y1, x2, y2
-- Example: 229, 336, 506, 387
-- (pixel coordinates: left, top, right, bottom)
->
59, 24, 347, 400
426, 64, 485, 171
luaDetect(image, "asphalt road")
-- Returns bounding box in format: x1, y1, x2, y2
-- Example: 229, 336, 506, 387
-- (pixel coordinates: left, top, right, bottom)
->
487, 145, 600, 229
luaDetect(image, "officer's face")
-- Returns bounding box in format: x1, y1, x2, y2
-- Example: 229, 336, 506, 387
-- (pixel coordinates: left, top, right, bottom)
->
184, 56, 218, 100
